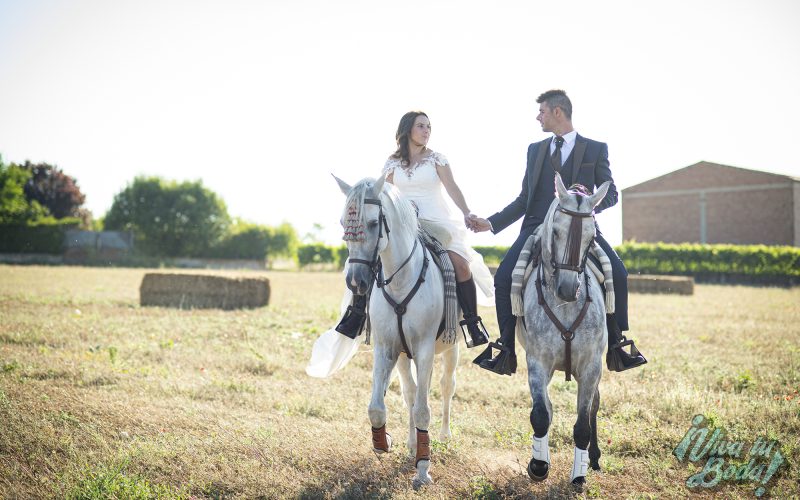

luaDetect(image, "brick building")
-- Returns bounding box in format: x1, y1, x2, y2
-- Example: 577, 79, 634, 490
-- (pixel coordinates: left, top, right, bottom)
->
621, 161, 800, 246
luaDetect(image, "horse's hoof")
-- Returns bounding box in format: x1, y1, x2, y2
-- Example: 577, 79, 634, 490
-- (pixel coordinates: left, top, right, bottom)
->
527, 458, 549, 482
571, 476, 586, 492
590, 459, 601, 471
412, 474, 433, 490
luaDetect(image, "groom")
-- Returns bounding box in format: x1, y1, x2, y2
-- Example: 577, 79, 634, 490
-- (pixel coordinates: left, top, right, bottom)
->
468, 89, 646, 375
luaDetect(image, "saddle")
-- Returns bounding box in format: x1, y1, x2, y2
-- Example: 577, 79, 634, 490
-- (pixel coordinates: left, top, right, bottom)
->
510, 231, 615, 317
418, 222, 458, 344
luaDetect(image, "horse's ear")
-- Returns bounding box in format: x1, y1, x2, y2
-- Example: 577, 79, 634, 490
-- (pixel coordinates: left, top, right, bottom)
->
588, 181, 611, 209
372, 172, 386, 196
554, 172, 570, 201
332, 174, 352, 196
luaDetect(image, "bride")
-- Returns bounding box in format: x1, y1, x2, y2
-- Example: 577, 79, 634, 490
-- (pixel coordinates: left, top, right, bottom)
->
306, 111, 495, 378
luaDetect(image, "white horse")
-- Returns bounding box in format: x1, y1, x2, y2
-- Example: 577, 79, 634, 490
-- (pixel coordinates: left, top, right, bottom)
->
335, 173, 458, 488
522, 173, 611, 492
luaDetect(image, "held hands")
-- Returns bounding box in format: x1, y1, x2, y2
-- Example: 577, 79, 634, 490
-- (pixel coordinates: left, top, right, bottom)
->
464, 213, 492, 233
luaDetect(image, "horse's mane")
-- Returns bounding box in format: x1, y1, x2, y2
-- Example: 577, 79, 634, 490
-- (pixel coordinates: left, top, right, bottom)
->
343, 177, 420, 243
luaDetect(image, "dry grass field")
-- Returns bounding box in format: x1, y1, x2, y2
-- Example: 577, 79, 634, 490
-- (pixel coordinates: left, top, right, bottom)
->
1, 265, 798, 499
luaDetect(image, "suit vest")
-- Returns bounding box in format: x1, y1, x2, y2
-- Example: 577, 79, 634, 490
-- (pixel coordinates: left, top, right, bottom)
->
525, 149, 576, 228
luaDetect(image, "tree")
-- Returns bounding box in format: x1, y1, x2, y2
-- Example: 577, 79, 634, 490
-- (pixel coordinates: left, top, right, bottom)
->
104, 176, 231, 257
0, 160, 50, 224
267, 222, 299, 259
19, 161, 86, 219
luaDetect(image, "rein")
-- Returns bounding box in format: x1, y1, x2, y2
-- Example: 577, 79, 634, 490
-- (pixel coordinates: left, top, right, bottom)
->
539, 203, 596, 382
346, 195, 429, 359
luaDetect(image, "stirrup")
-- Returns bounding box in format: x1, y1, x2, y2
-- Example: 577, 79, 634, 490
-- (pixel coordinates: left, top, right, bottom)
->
334, 304, 366, 339
459, 315, 489, 348
606, 336, 647, 372
473, 341, 516, 375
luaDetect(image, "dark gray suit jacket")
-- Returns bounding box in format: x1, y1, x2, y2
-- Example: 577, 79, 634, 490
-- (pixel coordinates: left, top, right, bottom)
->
487, 134, 618, 234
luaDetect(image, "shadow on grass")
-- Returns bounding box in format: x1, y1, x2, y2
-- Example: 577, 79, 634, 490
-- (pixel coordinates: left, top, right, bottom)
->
294, 452, 595, 500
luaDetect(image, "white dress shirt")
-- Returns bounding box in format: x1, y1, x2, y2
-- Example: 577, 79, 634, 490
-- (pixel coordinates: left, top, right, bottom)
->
548, 130, 577, 167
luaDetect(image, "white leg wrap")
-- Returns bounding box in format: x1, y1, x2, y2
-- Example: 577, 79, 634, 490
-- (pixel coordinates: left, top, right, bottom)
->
531, 433, 550, 464
571, 447, 590, 481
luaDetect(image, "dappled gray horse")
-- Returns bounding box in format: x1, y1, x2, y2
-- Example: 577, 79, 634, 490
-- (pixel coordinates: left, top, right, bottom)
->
523, 173, 611, 491
335, 174, 458, 488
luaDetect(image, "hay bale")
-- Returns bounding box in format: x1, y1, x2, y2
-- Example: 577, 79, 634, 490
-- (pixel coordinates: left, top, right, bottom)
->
140, 273, 270, 309
629, 274, 694, 295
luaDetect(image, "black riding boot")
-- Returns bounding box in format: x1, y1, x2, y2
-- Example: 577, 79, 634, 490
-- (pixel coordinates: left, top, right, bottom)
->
473, 325, 517, 375
456, 278, 489, 348
606, 314, 647, 371
335, 294, 367, 339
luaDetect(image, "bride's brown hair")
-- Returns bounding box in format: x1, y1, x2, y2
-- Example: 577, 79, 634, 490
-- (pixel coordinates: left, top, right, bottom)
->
391, 111, 428, 166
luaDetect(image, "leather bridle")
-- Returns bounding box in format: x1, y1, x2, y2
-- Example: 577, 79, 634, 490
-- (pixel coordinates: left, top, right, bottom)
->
344, 195, 429, 359
537, 202, 597, 382
346, 197, 420, 288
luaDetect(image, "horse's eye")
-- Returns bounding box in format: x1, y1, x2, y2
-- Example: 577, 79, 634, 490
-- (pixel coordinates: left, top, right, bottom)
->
367, 220, 378, 229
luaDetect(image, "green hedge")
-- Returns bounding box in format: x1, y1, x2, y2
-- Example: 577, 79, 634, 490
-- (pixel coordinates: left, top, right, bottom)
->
0, 219, 80, 253
615, 242, 800, 277
297, 244, 349, 269
297, 244, 335, 267
474, 246, 510, 265
336, 245, 349, 269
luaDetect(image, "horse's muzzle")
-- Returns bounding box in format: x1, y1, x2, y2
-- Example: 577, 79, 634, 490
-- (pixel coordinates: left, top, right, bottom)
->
555, 271, 579, 302
346, 267, 371, 295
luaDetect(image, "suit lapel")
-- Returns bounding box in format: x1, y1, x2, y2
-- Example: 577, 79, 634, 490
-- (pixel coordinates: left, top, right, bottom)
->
570, 134, 587, 186
529, 137, 551, 197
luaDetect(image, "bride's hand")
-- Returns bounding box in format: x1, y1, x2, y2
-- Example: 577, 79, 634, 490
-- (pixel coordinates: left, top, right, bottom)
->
464, 213, 475, 230
467, 214, 491, 233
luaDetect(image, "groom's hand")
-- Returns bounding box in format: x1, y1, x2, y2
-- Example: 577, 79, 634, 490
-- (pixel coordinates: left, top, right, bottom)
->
467, 214, 492, 233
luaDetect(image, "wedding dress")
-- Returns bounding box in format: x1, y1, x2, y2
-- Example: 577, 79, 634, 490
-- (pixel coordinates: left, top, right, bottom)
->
383, 151, 494, 305
306, 151, 495, 378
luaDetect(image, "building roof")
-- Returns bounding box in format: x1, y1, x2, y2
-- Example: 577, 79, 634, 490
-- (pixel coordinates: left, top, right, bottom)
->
623, 161, 800, 195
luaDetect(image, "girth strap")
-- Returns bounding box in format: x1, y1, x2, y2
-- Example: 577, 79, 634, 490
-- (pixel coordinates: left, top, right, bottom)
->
535, 265, 592, 382
379, 245, 430, 360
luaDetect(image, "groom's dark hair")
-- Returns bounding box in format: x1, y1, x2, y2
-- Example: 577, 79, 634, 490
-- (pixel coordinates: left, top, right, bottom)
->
537, 90, 572, 120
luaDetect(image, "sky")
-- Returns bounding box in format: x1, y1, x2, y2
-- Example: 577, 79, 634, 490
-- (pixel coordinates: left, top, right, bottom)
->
1, 0, 799, 247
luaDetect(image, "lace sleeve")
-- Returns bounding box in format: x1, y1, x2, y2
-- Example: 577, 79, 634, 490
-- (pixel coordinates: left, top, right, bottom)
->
382, 157, 399, 176
432, 151, 450, 168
